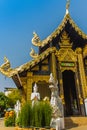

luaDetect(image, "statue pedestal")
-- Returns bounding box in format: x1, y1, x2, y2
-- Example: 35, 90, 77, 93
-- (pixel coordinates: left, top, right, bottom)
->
84, 98, 87, 116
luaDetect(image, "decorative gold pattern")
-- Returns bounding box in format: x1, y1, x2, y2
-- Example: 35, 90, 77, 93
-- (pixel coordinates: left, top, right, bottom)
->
30, 48, 38, 59
51, 53, 57, 80
60, 94, 65, 104
56, 49, 77, 62
31, 32, 41, 46
0, 57, 11, 70
79, 95, 83, 105
61, 67, 76, 73
76, 48, 87, 98
56, 31, 77, 66
83, 44, 87, 58
59, 31, 72, 47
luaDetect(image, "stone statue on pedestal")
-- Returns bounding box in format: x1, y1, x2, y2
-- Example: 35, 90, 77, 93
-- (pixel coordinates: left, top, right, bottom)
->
49, 73, 64, 130
31, 83, 40, 106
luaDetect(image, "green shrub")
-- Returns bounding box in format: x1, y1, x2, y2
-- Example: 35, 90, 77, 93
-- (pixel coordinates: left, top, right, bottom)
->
32, 101, 52, 127
43, 102, 52, 127
4, 111, 16, 127
31, 102, 44, 127
18, 101, 52, 128
19, 102, 32, 127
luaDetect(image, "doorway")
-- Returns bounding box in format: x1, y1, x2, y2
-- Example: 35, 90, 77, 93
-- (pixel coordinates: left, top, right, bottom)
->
62, 70, 79, 116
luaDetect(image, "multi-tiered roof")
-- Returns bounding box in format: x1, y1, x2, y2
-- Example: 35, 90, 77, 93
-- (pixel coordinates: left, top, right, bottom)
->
0, 1, 87, 88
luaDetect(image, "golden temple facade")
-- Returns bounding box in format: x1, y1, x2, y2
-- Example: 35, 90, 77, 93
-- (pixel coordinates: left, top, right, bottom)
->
0, 2, 87, 116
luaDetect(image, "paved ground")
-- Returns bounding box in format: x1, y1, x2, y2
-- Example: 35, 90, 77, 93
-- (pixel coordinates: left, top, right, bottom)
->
68, 125, 87, 130
0, 118, 14, 130
0, 118, 87, 130
0, 126, 87, 130
0, 127, 15, 130
0, 118, 4, 127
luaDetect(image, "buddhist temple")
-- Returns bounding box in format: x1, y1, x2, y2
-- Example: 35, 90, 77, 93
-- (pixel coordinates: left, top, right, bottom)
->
0, 1, 87, 117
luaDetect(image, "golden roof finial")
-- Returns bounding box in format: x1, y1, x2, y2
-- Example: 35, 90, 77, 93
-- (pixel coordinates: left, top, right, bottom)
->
66, 0, 70, 14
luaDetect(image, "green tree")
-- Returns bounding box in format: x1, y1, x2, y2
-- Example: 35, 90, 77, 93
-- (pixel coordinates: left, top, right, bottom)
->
7, 89, 21, 107
0, 92, 9, 117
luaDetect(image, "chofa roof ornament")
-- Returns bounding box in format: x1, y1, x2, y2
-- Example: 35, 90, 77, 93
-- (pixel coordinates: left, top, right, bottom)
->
0, 56, 11, 71
30, 47, 38, 59
66, 0, 70, 15
31, 32, 41, 47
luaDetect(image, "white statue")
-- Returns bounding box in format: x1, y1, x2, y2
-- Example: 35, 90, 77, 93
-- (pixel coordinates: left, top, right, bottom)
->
50, 92, 57, 107
14, 100, 21, 118
31, 83, 40, 106
49, 73, 65, 130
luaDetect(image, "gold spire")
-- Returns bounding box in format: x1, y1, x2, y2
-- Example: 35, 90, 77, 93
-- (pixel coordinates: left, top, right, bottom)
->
66, 0, 70, 14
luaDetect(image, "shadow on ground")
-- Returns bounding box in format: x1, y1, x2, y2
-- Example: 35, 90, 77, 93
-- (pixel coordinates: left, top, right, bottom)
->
65, 117, 78, 129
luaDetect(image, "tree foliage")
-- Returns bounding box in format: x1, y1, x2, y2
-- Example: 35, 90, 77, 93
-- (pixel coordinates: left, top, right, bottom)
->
7, 89, 21, 107
0, 92, 9, 116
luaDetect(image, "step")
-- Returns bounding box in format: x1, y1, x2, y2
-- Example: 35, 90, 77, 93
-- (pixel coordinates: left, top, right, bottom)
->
64, 117, 87, 129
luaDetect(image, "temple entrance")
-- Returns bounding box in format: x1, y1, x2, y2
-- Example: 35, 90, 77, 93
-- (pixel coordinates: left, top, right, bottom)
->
62, 70, 79, 116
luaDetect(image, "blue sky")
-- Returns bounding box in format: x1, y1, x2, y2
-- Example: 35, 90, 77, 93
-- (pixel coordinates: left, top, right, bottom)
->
0, 0, 87, 92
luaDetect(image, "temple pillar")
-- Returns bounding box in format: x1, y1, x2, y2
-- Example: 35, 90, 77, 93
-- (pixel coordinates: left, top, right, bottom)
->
59, 72, 65, 104
27, 72, 33, 102
58, 62, 65, 115
20, 77, 27, 104
51, 53, 57, 81
75, 66, 82, 115
76, 48, 87, 116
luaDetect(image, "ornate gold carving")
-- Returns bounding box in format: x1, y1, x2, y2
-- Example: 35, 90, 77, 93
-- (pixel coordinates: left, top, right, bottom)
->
30, 48, 38, 59
83, 45, 87, 58
79, 95, 83, 105
0, 56, 13, 77
51, 53, 57, 80
27, 72, 33, 101
33, 75, 49, 83
56, 32, 77, 63
56, 49, 77, 62
31, 32, 41, 46
56, 36, 77, 73
61, 67, 76, 73
0, 56, 11, 71
75, 48, 82, 54
76, 48, 87, 98
60, 94, 65, 104
60, 79, 63, 84
59, 31, 72, 47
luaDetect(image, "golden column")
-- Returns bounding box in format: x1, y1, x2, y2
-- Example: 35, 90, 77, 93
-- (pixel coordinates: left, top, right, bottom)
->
76, 48, 87, 99
27, 72, 33, 102
51, 53, 57, 81
20, 77, 27, 104
58, 62, 65, 105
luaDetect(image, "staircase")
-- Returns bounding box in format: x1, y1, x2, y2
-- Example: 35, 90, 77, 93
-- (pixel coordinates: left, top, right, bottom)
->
64, 117, 87, 129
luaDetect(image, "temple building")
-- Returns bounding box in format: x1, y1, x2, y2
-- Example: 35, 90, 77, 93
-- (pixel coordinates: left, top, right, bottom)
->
0, 1, 87, 116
